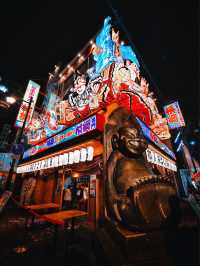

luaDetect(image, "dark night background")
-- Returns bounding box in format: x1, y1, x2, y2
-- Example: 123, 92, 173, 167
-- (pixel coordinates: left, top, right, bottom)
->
0, 0, 198, 135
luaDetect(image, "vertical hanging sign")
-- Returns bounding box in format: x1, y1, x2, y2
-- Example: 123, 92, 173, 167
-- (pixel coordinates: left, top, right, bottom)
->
15, 80, 40, 128
163, 101, 185, 129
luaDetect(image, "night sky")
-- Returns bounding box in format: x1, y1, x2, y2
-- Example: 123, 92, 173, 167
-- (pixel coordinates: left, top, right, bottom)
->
0, 0, 198, 129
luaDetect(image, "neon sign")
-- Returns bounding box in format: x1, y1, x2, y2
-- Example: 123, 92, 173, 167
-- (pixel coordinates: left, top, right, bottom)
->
15, 80, 40, 128
136, 117, 176, 160
146, 148, 177, 172
24, 16, 171, 146
23, 114, 103, 159
164, 101, 185, 129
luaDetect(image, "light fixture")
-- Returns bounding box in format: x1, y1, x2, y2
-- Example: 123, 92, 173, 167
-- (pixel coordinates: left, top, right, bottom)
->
6, 96, 16, 104
189, 140, 196, 146
120, 41, 125, 45
77, 53, 81, 57
0, 85, 8, 93
73, 172, 79, 178
90, 40, 94, 45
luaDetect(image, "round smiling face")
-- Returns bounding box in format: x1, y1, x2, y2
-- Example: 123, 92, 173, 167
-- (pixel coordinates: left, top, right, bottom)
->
118, 126, 147, 157
74, 76, 86, 95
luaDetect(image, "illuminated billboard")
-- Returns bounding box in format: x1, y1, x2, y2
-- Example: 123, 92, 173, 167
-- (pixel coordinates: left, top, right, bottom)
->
164, 101, 185, 129
23, 114, 104, 159
24, 16, 171, 148
15, 80, 40, 128
136, 117, 176, 160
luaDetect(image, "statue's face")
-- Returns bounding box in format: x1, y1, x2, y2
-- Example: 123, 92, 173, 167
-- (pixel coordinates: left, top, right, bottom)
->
119, 127, 147, 156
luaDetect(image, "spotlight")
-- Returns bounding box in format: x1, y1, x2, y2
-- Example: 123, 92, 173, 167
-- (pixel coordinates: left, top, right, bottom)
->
189, 140, 196, 146
0, 85, 8, 93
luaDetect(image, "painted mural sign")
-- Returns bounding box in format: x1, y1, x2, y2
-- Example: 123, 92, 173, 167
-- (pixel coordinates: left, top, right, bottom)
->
23, 16, 171, 148
15, 80, 40, 128
164, 101, 185, 129
23, 114, 101, 159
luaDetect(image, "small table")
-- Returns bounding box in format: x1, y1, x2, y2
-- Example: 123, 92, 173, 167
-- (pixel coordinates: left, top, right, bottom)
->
24, 203, 60, 227
42, 210, 87, 252
25, 203, 60, 210
42, 209, 87, 225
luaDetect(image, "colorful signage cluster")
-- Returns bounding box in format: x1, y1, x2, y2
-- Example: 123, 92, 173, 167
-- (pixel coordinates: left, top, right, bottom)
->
136, 117, 176, 160
17, 146, 94, 173
23, 115, 100, 159
164, 101, 185, 129
146, 148, 177, 172
24, 16, 171, 147
15, 80, 40, 128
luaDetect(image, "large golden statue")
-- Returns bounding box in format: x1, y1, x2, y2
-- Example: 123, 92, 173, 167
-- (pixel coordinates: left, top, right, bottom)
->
104, 107, 176, 231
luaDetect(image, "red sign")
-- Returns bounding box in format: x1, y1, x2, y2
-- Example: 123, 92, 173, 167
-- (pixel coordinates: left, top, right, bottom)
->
164, 101, 185, 129
15, 80, 40, 128
192, 172, 200, 181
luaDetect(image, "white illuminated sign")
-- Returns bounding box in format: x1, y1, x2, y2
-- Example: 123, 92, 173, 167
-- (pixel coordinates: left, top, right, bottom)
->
15, 80, 40, 128
146, 148, 177, 172
16, 146, 94, 174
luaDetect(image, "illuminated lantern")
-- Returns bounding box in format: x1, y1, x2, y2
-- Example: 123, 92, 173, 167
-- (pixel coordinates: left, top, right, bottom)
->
73, 150, 80, 163
87, 146, 94, 161
39, 161, 43, 169
80, 148, 87, 162
54, 156, 59, 167
59, 154, 64, 166
46, 158, 50, 168
44, 159, 48, 169
63, 153, 69, 165
69, 152, 74, 164
38, 161, 42, 170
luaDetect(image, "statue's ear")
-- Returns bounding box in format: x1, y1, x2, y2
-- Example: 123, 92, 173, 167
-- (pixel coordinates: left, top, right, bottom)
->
111, 134, 119, 150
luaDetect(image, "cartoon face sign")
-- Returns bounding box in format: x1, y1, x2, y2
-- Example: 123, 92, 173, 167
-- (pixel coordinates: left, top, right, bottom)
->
117, 67, 131, 83
74, 75, 87, 95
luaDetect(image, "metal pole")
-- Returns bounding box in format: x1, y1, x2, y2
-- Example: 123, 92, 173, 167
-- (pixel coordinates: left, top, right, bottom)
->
6, 97, 33, 190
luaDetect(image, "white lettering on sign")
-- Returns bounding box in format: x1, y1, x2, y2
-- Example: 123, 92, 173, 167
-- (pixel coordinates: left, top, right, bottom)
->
16, 146, 94, 173
146, 148, 177, 172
